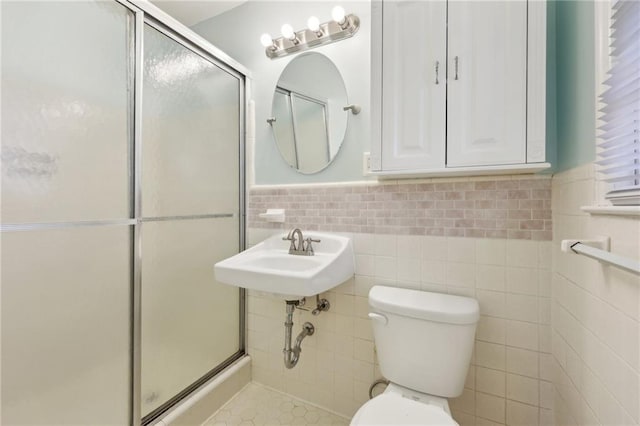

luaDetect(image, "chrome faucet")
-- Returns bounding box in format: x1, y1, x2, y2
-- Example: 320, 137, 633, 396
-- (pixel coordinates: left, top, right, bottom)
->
283, 228, 320, 256
285, 228, 304, 252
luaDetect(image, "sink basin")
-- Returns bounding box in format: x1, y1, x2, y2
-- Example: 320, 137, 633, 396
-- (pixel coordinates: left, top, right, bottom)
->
214, 232, 354, 299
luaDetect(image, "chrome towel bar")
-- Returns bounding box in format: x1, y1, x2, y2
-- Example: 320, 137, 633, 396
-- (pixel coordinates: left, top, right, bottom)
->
561, 237, 640, 275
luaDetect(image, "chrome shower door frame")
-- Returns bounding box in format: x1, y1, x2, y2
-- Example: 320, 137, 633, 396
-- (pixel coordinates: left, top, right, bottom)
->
115, 1, 248, 425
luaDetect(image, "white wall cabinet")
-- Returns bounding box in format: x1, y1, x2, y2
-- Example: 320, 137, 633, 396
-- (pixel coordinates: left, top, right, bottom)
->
380, 0, 446, 171
371, 0, 549, 177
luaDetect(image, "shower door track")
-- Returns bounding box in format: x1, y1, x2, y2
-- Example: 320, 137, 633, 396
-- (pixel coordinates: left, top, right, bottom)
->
141, 352, 245, 425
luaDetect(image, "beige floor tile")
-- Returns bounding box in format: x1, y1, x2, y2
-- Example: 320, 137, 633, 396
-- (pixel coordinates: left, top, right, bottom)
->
203, 382, 349, 426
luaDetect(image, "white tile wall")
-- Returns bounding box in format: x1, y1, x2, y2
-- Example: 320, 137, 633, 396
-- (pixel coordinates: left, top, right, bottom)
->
246, 228, 553, 425
551, 164, 640, 425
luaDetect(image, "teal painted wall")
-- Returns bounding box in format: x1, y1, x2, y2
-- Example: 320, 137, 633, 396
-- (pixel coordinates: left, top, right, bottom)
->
193, 2, 372, 185
554, 0, 596, 172
196, 1, 596, 180
546, 0, 557, 173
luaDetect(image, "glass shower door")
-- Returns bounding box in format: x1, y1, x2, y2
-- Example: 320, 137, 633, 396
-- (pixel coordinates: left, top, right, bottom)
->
140, 24, 243, 418
1, 1, 134, 424
2, 3, 245, 424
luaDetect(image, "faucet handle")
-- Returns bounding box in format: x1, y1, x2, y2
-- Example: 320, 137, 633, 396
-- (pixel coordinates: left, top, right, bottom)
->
303, 237, 321, 255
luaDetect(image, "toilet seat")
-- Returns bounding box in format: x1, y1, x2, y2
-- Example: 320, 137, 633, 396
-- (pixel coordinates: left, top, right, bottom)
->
350, 393, 459, 426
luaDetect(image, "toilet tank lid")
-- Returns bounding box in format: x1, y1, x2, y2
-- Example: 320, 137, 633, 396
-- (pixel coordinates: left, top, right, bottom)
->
369, 286, 479, 325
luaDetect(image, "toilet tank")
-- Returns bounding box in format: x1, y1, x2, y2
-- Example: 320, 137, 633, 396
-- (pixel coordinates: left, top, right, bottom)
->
369, 286, 479, 398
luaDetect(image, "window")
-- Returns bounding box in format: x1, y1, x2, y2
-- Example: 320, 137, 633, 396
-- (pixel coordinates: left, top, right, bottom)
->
597, 0, 640, 206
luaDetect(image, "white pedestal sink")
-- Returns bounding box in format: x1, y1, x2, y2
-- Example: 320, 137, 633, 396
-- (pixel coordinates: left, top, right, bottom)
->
214, 232, 355, 300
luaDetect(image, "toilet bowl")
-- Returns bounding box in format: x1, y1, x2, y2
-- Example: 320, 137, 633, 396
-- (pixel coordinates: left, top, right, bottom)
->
350, 286, 479, 426
351, 383, 458, 425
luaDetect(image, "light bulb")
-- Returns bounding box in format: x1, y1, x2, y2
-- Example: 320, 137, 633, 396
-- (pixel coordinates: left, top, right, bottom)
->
281, 24, 295, 40
307, 16, 320, 32
331, 6, 346, 24
260, 33, 273, 47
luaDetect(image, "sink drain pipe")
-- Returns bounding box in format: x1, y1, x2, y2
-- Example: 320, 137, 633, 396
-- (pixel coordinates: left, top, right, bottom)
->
283, 301, 315, 369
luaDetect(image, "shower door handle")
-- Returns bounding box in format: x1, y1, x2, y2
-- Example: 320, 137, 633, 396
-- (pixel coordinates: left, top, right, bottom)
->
454, 56, 459, 80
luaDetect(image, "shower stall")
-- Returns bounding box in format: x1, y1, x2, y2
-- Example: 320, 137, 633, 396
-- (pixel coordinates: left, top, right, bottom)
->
1, 1, 246, 424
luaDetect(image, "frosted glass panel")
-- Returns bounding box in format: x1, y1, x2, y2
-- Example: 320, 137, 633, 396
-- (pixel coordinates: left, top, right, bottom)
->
141, 217, 240, 415
1, 226, 131, 425
142, 25, 240, 217
1, 1, 132, 223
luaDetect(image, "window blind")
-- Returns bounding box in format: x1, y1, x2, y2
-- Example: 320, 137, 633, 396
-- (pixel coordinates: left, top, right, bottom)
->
597, 0, 640, 205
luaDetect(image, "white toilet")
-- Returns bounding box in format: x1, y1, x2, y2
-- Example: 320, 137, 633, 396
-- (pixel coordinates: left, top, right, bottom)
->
351, 285, 480, 426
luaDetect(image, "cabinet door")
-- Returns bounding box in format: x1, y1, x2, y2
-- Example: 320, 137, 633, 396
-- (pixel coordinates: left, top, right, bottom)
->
381, 0, 446, 171
447, 1, 527, 167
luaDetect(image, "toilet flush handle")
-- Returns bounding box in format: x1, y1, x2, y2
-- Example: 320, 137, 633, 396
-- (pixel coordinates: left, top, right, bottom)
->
368, 312, 388, 325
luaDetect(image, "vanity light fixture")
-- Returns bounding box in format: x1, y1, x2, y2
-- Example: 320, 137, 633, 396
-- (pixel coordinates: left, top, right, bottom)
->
307, 16, 323, 37
281, 24, 299, 45
260, 6, 360, 59
331, 6, 348, 29
260, 33, 277, 51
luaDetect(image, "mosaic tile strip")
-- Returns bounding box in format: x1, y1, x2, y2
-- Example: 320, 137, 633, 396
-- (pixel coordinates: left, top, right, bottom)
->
248, 177, 552, 240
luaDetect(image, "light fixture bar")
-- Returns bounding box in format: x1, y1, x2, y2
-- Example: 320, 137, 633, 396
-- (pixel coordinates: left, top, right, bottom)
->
263, 13, 360, 59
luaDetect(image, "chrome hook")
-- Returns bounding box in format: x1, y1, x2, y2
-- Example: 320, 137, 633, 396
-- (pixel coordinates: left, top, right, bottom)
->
343, 104, 361, 115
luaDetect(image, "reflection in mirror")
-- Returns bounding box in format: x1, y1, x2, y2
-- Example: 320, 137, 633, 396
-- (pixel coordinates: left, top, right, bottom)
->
270, 52, 348, 174
272, 90, 297, 166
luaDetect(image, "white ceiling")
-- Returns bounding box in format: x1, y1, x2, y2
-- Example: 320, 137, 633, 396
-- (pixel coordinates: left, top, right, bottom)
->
150, 0, 247, 27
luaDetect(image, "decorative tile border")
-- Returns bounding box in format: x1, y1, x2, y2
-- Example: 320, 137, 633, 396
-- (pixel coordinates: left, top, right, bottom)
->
248, 176, 552, 240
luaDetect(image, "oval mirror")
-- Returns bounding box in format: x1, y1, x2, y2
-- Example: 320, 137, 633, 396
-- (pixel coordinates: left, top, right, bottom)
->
269, 52, 348, 174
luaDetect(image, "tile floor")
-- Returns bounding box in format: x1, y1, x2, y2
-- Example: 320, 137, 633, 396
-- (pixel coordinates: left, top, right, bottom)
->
203, 382, 350, 426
